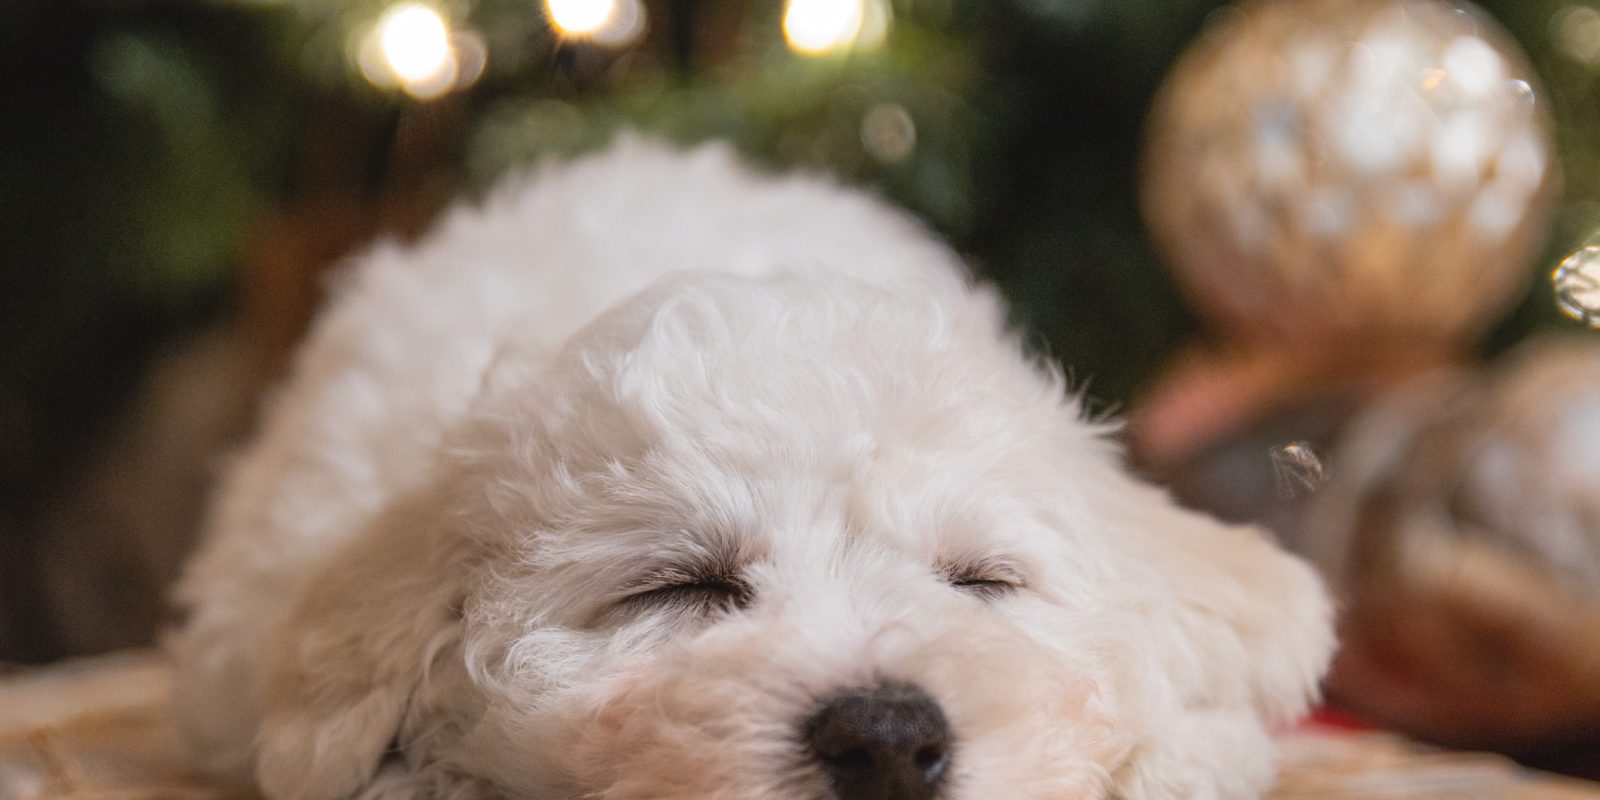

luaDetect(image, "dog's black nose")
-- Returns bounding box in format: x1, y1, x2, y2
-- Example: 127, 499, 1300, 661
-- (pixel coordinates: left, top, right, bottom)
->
805, 682, 953, 800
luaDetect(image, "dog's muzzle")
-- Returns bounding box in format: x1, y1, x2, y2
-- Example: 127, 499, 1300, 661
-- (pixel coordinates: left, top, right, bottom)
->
804, 682, 952, 800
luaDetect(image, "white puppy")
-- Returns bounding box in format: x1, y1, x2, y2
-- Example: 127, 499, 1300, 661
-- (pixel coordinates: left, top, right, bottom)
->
170, 140, 1334, 800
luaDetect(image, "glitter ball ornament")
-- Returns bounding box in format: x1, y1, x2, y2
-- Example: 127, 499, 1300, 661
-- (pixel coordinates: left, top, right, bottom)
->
1142, 0, 1558, 353
1304, 338, 1600, 757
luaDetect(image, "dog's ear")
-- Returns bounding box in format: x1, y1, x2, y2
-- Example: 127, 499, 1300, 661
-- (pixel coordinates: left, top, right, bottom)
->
254, 489, 470, 800
1093, 480, 1338, 798
1107, 474, 1336, 724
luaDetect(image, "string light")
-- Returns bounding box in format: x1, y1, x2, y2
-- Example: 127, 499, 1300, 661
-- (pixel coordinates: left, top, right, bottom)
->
545, 0, 647, 47
357, 3, 485, 100
547, 0, 615, 36
784, 0, 861, 54
379, 4, 452, 82
783, 0, 889, 55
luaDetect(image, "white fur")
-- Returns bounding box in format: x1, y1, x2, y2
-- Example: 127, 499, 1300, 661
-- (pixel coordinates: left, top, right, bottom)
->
170, 139, 1334, 800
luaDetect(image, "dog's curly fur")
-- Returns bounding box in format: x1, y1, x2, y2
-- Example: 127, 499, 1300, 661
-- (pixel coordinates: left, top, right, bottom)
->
170, 140, 1335, 800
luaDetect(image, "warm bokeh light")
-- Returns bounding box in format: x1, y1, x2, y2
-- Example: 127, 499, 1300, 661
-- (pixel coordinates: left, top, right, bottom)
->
592, 0, 647, 47
447, 31, 489, 89
784, 0, 863, 54
1557, 5, 1600, 64
544, 0, 647, 47
356, 3, 484, 100
547, 0, 617, 36
378, 3, 452, 83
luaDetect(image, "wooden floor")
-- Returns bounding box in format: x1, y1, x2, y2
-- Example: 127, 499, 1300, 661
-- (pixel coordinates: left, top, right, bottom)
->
4, 651, 1598, 799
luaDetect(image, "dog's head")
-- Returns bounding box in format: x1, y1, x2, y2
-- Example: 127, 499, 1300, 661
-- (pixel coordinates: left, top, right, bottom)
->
254, 273, 1333, 800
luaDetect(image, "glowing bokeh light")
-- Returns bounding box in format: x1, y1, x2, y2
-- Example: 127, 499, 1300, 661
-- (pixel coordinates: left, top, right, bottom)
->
592, 0, 647, 47
378, 3, 453, 83
547, 0, 617, 36
784, 0, 864, 54
356, 3, 485, 100
447, 31, 488, 89
543, 0, 646, 47
1557, 6, 1600, 64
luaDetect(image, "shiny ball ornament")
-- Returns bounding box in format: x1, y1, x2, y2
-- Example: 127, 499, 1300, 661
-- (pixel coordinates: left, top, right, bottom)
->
1142, 0, 1558, 354
1304, 338, 1600, 755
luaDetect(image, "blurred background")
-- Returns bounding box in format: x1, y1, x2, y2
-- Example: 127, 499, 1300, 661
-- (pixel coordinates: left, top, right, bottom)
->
2, 0, 1598, 781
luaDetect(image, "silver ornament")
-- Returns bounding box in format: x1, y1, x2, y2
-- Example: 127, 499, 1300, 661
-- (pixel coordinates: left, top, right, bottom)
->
1142, 0, 1558, 353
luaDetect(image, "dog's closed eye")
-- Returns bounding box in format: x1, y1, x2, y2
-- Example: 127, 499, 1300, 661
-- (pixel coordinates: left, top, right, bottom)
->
622, 574, 753, 615
942, 559, 1025, 600
948, 575, 1016, 598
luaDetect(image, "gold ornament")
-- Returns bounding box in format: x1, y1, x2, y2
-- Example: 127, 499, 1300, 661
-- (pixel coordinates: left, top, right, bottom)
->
1304, 338, 1600, 757
1142, 0, 1558, 354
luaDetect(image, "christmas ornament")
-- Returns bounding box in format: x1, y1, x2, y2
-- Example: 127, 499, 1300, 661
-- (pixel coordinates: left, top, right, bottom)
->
1553, 241, 1600, 327
1303, 338, 1600, 760
1142, 0, 1557, 354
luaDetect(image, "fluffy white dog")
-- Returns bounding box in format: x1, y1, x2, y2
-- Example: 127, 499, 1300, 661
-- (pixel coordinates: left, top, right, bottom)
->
170, 140, 1334, 800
